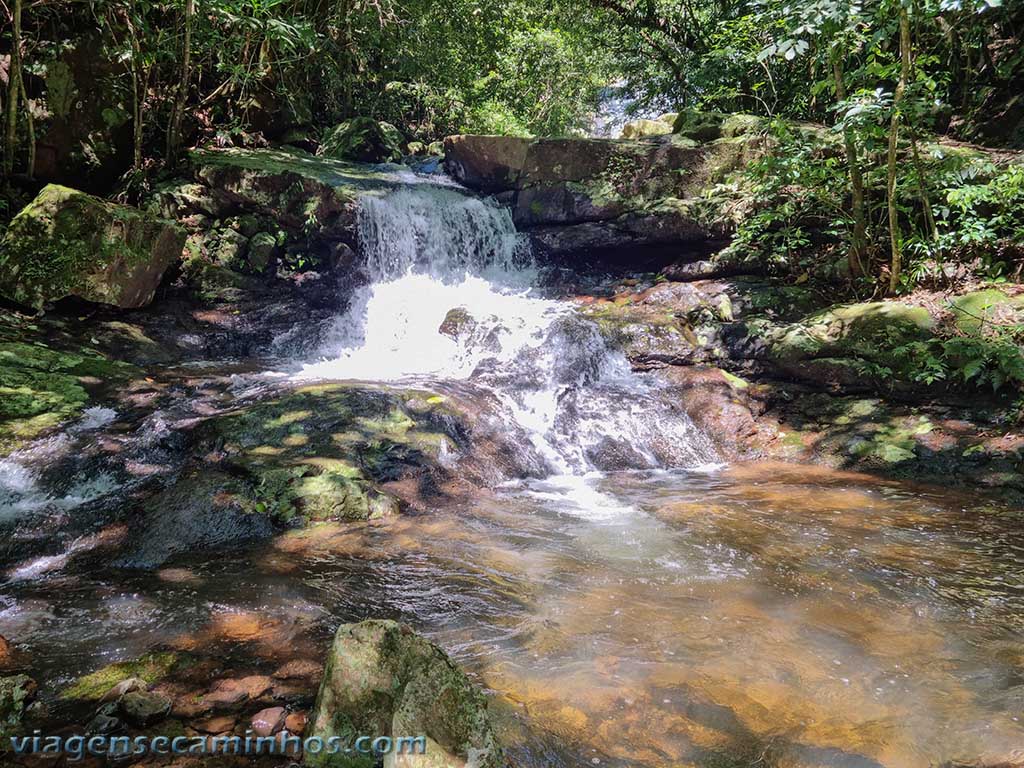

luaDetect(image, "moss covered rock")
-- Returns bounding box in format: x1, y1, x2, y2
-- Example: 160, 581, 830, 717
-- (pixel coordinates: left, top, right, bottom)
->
309, 620, 503, 768
0, 336, 136, 453
948, 288, 1024, 335
0, 185, 185, 310
60, 652, 187, 702
671, 109, 764, 142
446, 132, 759, 257
319, 118, 405, 164
199, 384, 456, 523
183, 148, 399, 245
0, 675, 37, 739
769, 302, 934, 364
620, 118, 673, 139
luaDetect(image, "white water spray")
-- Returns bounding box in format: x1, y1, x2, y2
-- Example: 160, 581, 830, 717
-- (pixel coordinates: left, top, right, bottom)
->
297, 183, 717, 484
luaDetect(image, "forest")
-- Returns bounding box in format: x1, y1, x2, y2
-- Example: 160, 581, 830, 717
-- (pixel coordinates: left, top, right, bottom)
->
2, 1, 1024, 767
3, 0, 1024, 293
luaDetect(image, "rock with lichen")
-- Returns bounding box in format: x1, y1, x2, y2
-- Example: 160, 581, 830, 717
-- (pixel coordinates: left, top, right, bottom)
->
444, 131, 759, 257
0, 184, 185, 311
0, 334, 137, 454
309, 620, 503, 768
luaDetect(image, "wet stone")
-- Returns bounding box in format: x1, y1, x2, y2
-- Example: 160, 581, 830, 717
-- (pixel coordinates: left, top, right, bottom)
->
85, 702, 122, 735
193, 714, 237, 734
272, 659, 323, 680
100, 676, 147, 703
284, 710, 307, 734
120, 690, 172, 726
250, 705, 286, 737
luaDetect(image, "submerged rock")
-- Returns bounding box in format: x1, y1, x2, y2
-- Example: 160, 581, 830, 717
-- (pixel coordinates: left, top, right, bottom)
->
108, 384, 464, 568
116, 469, 276, 569
309, 620, 503, 768
120, 690, 172, 726
0, 184, 185, 311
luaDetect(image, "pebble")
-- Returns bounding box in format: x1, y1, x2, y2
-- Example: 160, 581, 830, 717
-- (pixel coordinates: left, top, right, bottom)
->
194, 714, 237, 733
284, 710, 307, 734
250, 706, 286, 737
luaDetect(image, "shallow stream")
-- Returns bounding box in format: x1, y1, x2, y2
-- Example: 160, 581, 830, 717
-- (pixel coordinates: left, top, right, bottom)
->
2, 177, 1023, 768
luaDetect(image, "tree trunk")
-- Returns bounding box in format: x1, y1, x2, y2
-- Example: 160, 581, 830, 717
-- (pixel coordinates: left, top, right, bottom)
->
130, 31, 143, 170
4, 0, 23, 179
910, 134, 937, 241
166, 0, 195, 165
17, 62, 33, 179
832, 51, 868, 279
887, 6, 911, 295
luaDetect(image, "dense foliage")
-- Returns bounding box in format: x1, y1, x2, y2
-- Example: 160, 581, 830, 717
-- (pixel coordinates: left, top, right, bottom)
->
2, 0, 1021, 164
1, 0, 1022, 291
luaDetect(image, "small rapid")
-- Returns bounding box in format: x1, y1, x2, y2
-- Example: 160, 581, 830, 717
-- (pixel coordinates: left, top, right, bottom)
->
296, 183, 717, 480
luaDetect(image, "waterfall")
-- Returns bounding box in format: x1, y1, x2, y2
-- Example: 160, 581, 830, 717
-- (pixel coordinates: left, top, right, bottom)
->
297, 183, 717, 482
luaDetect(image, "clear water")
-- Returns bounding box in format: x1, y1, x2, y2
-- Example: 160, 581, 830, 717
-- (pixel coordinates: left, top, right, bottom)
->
3, 465, 1024, 767
2, 182, 1023, 768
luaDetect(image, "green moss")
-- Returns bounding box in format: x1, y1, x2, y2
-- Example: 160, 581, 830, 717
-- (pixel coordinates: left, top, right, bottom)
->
0, 675, 36, 739
0, 185, 182, 310
60, 652, 183, 702
948, 289, 1024, 335
309, 620, 501, 768
672, 108, 728, 142
204, 385, 455, 523
0, 339, 137, 453
189, 147, 399, 201
770, 302, 934, 364
44, 61, 75, 120
720, 113, 764, 138
720, 370, 749, 390
318, 118, 404, 164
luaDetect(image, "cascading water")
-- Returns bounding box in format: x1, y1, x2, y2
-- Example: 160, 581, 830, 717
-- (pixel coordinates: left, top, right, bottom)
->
296, 183, 718, 491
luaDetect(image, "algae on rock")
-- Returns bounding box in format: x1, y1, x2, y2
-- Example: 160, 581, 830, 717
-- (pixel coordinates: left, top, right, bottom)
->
0, 185, 184, 311
309, 620, 503, 768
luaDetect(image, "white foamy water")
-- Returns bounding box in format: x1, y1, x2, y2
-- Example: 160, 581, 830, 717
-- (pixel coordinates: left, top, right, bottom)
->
295, 182, 717, 485
0, 409, 121, 523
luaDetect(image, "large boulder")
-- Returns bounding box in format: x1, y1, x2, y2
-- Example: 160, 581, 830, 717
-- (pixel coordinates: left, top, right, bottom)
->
767, 302, 934, 365
114, 384, 462, 567
443, 135, 531, 193
672, 109, 764, 142
309, 620, 503, 768
319, 118, 405, 164
0, 185, 185, 311
154, 148, 402, 247
32, 38, 135, 190
620, 117, 673, 139
444, 130, 761, 258
115, 469, 277, 569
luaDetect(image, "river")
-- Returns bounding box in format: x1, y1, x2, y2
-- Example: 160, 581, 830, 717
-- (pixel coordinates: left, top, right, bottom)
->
2, 176, 1023, 768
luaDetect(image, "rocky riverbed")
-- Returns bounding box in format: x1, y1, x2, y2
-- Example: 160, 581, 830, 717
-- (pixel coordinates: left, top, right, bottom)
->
2, 120, 1024, 768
